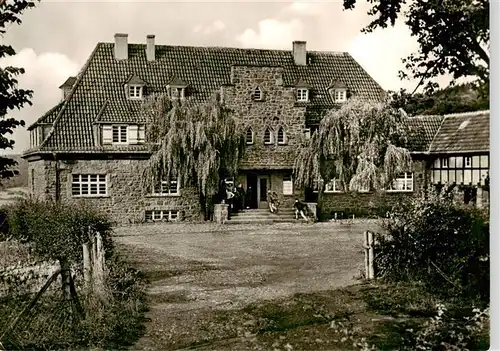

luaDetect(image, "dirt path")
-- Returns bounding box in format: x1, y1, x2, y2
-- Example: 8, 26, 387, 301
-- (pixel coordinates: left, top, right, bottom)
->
114, 221, 380, 350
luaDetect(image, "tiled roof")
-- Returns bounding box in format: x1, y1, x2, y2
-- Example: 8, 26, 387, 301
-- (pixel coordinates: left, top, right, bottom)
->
126, 75, 147, 85
27, 41, 385, 152
407, 115, 444, 152
27, 102, 65, 131
429, 110, 489, 153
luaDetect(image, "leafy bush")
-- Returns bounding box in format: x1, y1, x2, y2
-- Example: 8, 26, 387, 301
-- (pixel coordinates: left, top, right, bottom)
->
5, 198, 113, 264
0, 199, 148, 349
412, 303, 489, 351
374, 186, 489, 304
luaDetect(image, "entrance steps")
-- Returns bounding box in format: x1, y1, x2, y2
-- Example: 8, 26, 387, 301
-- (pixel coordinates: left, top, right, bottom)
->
228, 208, 297, 224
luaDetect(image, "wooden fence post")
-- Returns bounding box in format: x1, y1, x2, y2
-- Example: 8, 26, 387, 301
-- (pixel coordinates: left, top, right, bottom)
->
82, 241, 91, 291
93, 231, 107, 301
364, 231, 375, 280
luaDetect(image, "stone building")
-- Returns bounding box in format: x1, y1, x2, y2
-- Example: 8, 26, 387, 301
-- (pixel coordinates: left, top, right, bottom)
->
316, 110, 489, 219
22, 34, 489, 224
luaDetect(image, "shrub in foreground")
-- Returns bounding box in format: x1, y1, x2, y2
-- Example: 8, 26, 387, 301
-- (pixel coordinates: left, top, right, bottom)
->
0, 199, 148, 349
374, 186, 489, 304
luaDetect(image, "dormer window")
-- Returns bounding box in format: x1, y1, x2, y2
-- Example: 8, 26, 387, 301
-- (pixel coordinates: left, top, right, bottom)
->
167, 76, 189, 101
124, 75, 147, 100
334, 89, 347, 103
264, 127, 274, 145
170, 87, 185, 100
128, 85, 143, 99
112, 125, 128, 144
328, 80, 348, 103
254, 87, 263, 101
297, 88, 309, 102
246, 127, 254, 144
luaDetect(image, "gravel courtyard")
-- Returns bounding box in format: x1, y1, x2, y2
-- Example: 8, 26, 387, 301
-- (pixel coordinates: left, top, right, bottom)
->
114, 221, 381, 350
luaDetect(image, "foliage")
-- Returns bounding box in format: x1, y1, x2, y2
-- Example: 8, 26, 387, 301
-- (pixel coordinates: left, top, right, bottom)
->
0, 0, 38, 181
75, 253, 148, 349
4, 198, 114, 264
343, 0, 489, 93
0, 253, 148, 350
293, 98, 412, 193
390, 82, 489, 116
374, 185, 489, 303
141, 93, 246, 218
412, 304, 489, 351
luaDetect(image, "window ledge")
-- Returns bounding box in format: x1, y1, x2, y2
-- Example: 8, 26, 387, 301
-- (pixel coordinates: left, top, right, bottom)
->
146, 194, 181, 198
386, 190, 414, 193
72, 195, 110, 198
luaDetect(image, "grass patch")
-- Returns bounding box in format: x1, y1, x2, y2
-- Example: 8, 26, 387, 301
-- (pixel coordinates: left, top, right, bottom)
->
360, 280, 440, 318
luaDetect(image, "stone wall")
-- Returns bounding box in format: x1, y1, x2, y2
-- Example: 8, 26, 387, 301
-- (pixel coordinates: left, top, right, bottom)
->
223, 66, 307, 170
0, 261, 60, 298
27, 158, 201, 225
318, 160, 427, 219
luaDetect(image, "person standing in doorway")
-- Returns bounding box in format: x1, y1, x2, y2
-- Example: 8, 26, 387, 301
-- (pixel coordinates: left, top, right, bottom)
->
246, 185, 253, 209
236, 183, 246, 211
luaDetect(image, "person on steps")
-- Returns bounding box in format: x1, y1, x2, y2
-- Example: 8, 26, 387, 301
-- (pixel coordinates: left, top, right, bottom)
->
268, 191, 279, 213
294, 199, 309, 222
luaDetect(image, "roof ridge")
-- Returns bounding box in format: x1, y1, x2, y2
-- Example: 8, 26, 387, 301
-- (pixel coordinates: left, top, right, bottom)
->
343, 52, 386, 98
98, 41, 348, 55
443, 109, 489, 118
39, 43, 101, 151
427, 113, 447, 153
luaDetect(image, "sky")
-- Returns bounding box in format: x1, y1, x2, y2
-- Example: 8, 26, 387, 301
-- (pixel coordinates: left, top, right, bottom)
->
1, 0, 454, 154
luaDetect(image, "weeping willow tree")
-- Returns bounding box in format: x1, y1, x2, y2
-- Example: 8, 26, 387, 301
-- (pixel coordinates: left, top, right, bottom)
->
294, 98, 413, 193
141, 92, 246, 220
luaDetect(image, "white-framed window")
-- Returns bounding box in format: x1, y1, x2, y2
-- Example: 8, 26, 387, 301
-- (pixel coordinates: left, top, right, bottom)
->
169, 87, 185, 100
264, 127, 274, 145
334, 89, 347, 102
324, 179, 343, 193
128, 85, 143, 99
387, 172, 414, 192
112, 125, 128, 144
431, 155, 489, 186
283, 175, 293, 195
145, 210, 179, 222
297, 88, 309, 102
465, 156, 472, 168
254, 87, 262, 101
277, 127, 286, 145
153, 179, 180, 196
246, 127, 254, 144
71, 174, 107, 197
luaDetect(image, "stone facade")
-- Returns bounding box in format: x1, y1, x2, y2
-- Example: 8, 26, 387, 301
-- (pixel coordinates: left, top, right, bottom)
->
28, 158, 201, 224
223, 66, 307, 170
317, 159, 427, 219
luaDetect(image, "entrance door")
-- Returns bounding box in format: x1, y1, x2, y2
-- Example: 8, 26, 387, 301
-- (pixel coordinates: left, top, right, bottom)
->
246, 174, 258, 209
258, 176, 268, 209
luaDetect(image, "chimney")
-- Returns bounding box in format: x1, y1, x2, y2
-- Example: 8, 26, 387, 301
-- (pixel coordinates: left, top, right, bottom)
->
146, 35, 155, 61
293, 41, 307, 66
114, 33, 128, 60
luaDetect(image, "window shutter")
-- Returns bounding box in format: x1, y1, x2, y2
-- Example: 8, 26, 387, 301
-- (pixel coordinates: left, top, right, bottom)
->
129, 125, 138, 144
138, 125, 145, 143
102, 125, 112, 144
